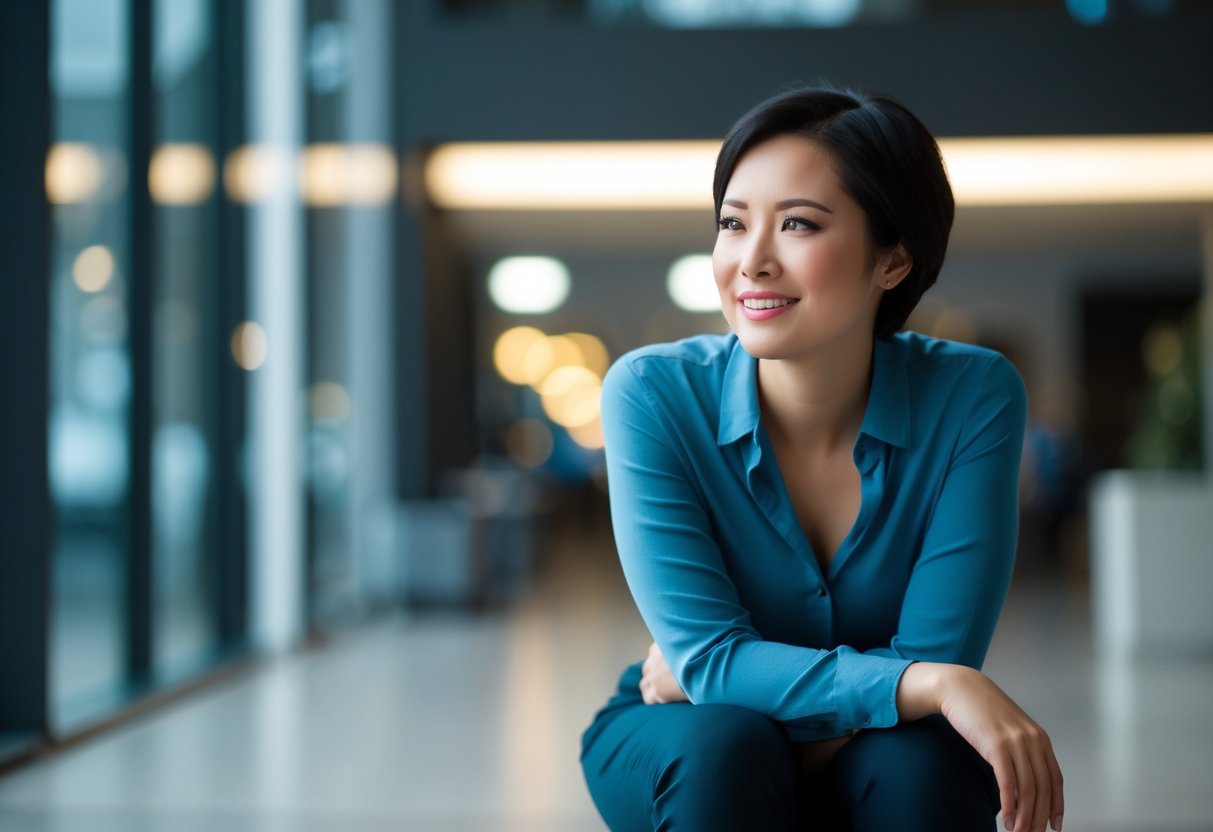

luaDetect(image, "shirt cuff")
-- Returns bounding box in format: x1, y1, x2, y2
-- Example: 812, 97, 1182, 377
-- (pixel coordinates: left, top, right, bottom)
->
833, 648, 914, 730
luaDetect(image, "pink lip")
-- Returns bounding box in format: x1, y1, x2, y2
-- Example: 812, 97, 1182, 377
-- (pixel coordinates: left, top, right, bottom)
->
736, 291, 799, 321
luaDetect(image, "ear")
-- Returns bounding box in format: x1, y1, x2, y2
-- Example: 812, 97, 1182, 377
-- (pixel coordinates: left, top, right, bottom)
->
874, 244, 913, 290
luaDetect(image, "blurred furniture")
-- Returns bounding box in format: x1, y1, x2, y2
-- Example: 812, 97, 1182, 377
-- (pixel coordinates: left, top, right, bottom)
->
397, 464, 542, 607
1090, 470, 1213, 658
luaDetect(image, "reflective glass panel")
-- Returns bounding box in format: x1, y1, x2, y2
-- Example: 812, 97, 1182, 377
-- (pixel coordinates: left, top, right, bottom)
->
151, 0, 221, 680
48, 0, 133, 727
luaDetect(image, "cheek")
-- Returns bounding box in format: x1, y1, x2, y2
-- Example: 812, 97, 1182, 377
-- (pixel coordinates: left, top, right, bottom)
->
711, 247, 731, 289
795, 241, 868, 288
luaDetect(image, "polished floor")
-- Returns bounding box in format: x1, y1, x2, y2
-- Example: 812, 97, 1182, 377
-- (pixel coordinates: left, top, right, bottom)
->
1, 522, 1211, 831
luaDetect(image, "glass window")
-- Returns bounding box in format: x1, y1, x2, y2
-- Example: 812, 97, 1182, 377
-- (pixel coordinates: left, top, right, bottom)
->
47, 0, 246, 732
302, 0, 398, 629
150, 0, 222, 682
48, 0, 134, 728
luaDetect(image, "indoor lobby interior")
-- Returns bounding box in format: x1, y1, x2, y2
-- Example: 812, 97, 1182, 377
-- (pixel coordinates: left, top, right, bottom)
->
2, 1, 1212, 830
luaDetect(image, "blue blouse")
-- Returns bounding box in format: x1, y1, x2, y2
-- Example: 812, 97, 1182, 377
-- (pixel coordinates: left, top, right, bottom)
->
600, 331, 1026, 742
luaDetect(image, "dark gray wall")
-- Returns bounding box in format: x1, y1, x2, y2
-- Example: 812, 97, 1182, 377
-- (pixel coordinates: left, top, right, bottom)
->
398, 12, 1213, 143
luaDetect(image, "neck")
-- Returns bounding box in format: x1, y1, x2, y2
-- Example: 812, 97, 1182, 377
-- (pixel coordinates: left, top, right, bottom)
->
758, 334, 875, 454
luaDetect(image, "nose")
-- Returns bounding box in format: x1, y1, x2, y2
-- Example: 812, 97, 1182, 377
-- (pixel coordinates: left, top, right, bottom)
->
740, 230, 779, 280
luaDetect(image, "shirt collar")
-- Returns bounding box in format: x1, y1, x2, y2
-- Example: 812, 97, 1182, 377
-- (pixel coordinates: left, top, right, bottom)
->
860, 335, 911, 449
716, 334, 911, 449
717, 335, 759, 446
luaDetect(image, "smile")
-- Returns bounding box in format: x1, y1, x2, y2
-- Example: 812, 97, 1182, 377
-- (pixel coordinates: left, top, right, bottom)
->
741, 298, 798, 310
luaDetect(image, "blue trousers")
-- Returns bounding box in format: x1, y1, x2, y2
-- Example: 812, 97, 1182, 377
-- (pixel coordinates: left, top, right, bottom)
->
581, 663, 999, 831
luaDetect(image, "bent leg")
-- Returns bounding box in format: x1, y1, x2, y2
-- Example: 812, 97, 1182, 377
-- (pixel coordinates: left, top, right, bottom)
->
581, 697, 798, 832
822, 715, 999, 832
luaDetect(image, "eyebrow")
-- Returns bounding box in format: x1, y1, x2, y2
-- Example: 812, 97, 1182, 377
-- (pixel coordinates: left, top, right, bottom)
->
722, 197, 835, 214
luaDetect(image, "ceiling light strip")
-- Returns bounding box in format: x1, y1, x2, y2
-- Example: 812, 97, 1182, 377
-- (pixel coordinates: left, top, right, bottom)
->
425, 135, 1213, 210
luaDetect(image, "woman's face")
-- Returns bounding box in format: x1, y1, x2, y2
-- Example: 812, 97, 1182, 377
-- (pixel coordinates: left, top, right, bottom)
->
712, 134, 905, 361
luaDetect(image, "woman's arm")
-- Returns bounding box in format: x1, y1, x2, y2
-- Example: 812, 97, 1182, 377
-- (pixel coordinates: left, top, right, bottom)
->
602, 356, 912, 738
865, 355, 1024, 668
871, 357, 1062, 832
898, 663, 1064, 832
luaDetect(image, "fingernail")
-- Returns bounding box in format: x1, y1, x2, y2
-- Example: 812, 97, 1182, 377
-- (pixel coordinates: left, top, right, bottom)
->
1004, 818, 1014, 831
1054, 815, 1063, 831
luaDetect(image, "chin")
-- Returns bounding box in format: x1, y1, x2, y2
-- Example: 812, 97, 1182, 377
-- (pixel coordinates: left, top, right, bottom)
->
731, 329, 801, 361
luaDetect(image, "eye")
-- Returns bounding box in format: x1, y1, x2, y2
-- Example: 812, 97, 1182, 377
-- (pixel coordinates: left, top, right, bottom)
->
717, 216, 744, 232
782, 215, 821, 232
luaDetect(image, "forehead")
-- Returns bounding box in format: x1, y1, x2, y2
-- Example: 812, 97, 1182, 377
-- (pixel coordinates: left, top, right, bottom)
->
726, 134, 842, 196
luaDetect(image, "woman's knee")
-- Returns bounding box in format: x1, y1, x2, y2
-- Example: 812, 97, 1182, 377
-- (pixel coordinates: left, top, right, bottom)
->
583, 701, 797, 830
838, 716, 998, 829
659, 703, 793, 785
653, 705, 797, 829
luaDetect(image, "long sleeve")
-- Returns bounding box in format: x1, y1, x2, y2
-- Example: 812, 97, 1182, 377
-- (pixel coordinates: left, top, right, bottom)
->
601, 357, 911, 738
864, 355, 1027, 668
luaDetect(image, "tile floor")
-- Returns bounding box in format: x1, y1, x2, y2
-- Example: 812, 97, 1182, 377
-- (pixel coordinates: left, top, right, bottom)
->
1, 522, 1211, 831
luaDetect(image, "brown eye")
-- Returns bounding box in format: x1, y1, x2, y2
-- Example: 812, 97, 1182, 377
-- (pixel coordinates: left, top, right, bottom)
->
782, 216, 821, 232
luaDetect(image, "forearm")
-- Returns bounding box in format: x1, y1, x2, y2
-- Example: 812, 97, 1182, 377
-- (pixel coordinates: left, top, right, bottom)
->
895, 661, 962, 722
897, 661, 1064, 831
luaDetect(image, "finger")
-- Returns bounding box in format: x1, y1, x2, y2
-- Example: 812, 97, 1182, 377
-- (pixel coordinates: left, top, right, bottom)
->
1045, 740, 1065, 830
1008, 745, 1036, 832
989, 753, 1017, 831
1028, 739, 1052, 832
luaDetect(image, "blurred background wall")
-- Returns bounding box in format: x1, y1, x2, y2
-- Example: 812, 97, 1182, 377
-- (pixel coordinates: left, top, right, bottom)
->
2, 0, 1211, 766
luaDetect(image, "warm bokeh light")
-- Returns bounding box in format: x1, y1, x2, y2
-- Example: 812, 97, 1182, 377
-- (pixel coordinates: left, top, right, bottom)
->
517, 337, 556, 387
539, 365, 602, 428
426, 141, 718, 210
487, 256, 571, 315
72, 245, 116, 293
231, 321, 269, 370
298, 143, 398, 206
149, 144, 217, 205
522, 335, 587, 390
45, 143, 106, 204
563, 332, 611, 377
493, 326, 549, 385
224, 144, 292, 203
667, 254, 721, 312
504, 418, 554, 469
310, 381, 351, 423
567, 419, 605, 450
426, 135, 1213, 210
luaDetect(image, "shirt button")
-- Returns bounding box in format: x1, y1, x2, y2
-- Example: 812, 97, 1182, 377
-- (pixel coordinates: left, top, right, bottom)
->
816, 587, 828, 598
859, 712, 871, 726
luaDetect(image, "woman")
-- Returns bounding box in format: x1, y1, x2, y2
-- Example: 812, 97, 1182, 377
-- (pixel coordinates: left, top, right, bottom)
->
580, 86, 1064, 832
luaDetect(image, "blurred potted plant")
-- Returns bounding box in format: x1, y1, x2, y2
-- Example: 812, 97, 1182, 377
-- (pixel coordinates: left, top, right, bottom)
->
1091, 306, 1212, 658
1123, 311, 1203, 470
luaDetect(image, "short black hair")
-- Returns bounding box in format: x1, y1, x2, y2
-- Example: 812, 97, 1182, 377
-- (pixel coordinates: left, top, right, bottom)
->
713, 85, 954, 338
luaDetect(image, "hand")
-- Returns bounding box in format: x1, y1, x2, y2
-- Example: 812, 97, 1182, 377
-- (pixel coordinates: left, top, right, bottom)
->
899, 663, 1065, 832
640, 642, 690, 705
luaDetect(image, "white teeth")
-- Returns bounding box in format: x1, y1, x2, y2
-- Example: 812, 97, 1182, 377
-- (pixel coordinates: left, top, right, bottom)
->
742, 298, 795, 309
